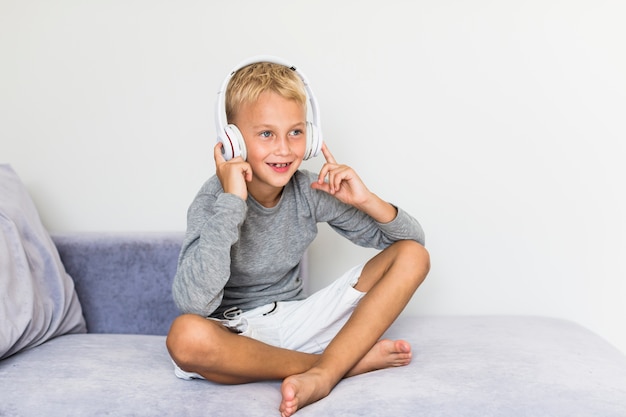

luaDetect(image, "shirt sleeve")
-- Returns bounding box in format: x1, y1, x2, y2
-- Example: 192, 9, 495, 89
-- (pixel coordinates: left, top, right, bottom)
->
172, 182, 247, 316
376, 206, 425, 245
302, 171, 425, 249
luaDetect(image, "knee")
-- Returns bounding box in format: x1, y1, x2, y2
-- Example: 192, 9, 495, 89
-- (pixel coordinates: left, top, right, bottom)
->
166, 314, 217, 370
392, 240, 431, 279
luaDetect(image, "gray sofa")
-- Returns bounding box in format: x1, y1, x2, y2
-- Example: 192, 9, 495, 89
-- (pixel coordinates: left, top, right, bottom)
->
1, 162, 626, 416
1, 232, 625, 416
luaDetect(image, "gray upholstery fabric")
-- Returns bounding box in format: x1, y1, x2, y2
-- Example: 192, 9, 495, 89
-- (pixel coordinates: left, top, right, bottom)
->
1, 316, 625, 416
1, 232, 625, 416
52, 233, 182, 335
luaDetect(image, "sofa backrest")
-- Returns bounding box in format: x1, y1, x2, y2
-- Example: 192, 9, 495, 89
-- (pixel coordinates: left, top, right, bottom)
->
53, 233, 183, 335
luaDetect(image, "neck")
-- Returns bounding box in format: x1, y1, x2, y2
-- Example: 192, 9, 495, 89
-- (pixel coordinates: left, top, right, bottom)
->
248, 185, 284, 208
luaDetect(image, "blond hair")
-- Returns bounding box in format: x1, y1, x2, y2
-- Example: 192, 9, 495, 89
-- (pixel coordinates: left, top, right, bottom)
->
226, 62, 307, 122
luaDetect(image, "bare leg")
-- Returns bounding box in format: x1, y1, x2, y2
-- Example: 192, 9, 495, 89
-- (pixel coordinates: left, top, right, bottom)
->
167, 314, 318, 384
167, 315, 412, 384
279, 240, 430, 417
167, 240, 429, 415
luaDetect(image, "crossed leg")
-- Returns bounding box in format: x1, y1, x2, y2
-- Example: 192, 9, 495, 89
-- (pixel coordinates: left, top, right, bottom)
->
279, 240, 429, 416
167, 317, 413, 384
166, 240, 429, 415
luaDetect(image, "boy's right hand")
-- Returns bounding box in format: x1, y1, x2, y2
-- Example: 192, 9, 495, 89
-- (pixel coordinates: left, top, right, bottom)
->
214, 142, 252, 201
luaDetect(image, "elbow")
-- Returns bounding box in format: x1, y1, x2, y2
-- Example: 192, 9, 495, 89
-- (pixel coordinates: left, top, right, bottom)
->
173, 283, 222, 317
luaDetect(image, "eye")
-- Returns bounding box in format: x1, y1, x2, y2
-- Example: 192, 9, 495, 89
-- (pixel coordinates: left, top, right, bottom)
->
289, 129, 304, 137
259, 131, 272, 138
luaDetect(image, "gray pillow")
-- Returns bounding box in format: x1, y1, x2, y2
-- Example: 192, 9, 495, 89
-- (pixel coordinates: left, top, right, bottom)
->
1, 164, 86, 360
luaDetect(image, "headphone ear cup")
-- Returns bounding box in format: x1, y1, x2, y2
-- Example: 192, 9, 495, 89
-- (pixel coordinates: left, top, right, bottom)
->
304, 121, 322, 160
222, 124, 247, 161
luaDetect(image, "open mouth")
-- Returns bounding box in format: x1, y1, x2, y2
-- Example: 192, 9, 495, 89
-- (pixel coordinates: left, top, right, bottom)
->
267, 162, 292, 173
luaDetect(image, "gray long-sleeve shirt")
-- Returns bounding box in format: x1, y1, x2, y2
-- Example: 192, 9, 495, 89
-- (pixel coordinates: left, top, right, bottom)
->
172, 169, 425, 318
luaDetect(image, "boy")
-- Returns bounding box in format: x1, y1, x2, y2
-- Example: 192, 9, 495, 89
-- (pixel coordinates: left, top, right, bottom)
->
166, 57, 430, 417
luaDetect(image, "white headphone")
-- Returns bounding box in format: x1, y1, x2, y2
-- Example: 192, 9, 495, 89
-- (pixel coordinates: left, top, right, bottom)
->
215, 55, 323, 161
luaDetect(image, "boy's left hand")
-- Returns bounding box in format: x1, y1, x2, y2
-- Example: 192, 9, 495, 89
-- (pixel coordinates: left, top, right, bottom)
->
311, 143, 372, 208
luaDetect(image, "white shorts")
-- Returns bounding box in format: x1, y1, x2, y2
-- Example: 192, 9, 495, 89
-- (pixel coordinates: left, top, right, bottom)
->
174, 263, 366, 380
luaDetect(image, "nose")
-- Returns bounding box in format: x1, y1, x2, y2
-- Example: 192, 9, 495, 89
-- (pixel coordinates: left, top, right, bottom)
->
274, 134, 291, 155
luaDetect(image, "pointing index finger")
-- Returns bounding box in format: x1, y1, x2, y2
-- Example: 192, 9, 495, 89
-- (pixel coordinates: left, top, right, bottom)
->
321, 143, 337, 164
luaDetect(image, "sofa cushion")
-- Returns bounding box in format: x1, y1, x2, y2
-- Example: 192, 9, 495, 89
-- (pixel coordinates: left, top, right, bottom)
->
0, 316, 624, 416
0, 165, 86, 360
52, 232, 183, 335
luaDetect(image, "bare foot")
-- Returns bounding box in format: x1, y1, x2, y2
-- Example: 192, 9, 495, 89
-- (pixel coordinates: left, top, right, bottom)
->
346, 339, 412, 377
279, 370, 333, 417
278, 340, 412, 416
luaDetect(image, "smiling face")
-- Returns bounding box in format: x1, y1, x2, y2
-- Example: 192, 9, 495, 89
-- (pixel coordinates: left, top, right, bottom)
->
231, 91, 307, 207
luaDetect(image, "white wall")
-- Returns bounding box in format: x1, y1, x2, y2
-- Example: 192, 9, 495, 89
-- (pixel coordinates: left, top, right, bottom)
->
2, 0, 625, 353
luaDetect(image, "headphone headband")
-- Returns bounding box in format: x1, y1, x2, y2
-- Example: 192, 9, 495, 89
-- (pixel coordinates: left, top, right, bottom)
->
215, 55, 323, 161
